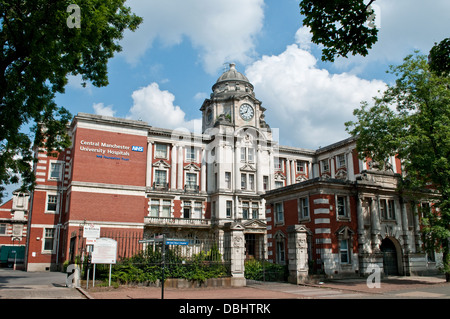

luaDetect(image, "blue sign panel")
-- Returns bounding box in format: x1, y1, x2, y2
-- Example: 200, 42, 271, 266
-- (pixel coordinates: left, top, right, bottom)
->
131, 145, 144, 152
166, 240, 189, 246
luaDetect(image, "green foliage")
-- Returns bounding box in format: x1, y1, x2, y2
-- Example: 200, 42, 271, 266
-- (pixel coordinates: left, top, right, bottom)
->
429, 38, 450, 77
244, 259, 288, 282
345, 52, 450, 280
97, 246, 228, 285
299, 0, 378, 62
0, 0, 142, 202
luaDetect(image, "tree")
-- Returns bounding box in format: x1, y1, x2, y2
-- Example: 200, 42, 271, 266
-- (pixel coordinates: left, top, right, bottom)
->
0, 0, 143, 202
345, 53, 450, 281
299, 0, 378, 62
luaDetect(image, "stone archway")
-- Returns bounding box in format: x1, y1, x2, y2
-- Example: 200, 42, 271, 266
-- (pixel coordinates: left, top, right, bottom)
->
380, 237, 403, 276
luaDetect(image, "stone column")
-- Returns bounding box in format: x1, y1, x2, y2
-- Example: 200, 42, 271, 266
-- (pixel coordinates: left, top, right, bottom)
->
146, 140, 153, 188
201, 147, 206, 193
291, 159, 296, 184
177, 145, 183, 190
286, 159, 291, 186
224, 222, 246, 287
371, 197, 381, 252
235, 142, 241, 191
287, 225, 309, 284
170, 144, 177, 190
256, 146, 263, 193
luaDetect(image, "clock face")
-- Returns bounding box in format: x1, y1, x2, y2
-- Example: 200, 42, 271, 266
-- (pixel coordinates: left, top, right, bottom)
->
239, 103, 254, 121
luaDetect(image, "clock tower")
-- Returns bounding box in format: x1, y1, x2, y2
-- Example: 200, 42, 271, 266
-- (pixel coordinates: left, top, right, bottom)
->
200, 63, 270, 134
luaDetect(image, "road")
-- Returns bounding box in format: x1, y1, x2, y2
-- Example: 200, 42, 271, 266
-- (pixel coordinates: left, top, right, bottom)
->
0, 268, 448, 300
0, 268, 85, 299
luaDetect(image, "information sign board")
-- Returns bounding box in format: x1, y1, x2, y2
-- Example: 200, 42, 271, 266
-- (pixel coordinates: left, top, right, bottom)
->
91, 238, 117, 264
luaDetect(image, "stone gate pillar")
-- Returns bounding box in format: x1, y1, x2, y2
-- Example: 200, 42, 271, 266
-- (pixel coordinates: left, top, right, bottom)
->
224, 222, 246, 287
287, 225, 309, 284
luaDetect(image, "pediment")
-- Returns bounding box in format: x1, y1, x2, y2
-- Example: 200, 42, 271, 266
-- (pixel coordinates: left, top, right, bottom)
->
274, 172, 286, 180
184, 163, 200, 172
240, 163, 256, 172
242, 219, 266, 229
152, 160, 171, 169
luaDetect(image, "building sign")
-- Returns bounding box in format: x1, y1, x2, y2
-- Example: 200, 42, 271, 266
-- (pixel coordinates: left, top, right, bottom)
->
79, 140, 144, 161
91, 238, 117, 264
83, 224, 101, 239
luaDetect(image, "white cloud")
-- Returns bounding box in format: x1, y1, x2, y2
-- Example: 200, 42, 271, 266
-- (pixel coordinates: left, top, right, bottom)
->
246, 41, 387, 149
120, 0, 264, 74
93, 103, 117, 117
127, 83, 202, 133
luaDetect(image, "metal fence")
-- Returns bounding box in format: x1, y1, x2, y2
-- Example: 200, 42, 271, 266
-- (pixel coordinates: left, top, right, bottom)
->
72, 231, 231, 284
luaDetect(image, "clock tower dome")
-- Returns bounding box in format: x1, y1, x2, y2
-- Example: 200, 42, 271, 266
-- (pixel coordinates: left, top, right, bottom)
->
200, 63, 270, 134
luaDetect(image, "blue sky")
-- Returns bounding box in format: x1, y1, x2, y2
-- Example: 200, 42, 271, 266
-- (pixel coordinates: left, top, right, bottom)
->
3, 0, 450, 199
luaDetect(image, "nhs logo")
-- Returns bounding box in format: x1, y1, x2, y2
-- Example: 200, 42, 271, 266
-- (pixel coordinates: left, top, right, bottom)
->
131, 145, 144, 152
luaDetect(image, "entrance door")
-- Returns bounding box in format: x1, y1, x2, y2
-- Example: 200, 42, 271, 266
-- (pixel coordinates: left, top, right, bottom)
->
381, 238, 399, 276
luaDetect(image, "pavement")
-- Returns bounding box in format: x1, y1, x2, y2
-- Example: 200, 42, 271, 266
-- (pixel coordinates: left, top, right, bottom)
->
0, 267, 449, 300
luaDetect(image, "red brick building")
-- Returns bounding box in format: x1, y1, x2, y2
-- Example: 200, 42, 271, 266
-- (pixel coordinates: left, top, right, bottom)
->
0, 190, 29, 269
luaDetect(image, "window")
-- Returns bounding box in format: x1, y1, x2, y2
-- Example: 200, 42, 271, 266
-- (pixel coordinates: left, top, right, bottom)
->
337, 154, 346, 168
155, 143, 167, 158
339, 239, 350, 264
241, 147, 254, 162
47, 195, 58, 212
185, 173, 197, 189
193, 201, 202, 219
154, 170, 167, 186
321, 159, 329, 172
274, 158, 282, 171
387, 200, 396, 220
248, 174, 255, 190
226, 201, 232, 218
225, 172, 231, 189
241, 173, 247, 190
49, 162, 62, 180
263, 176, 269, 190
0, 224, 6, 235
337, 196, 348, 218
242, 202, 249, 219
298, 197, 309, 220
240, 147, 246, 162
183, 201, 191, 218
186, 146, 196, 161
44, 228, 55, 251
276, 239, 286, 264
296, 161, 306, 173
247, 148, 254, 162
275, 202, 284, 223
275, 181, 284, 189
150, 199, 171, 217
252, 202, 259, 219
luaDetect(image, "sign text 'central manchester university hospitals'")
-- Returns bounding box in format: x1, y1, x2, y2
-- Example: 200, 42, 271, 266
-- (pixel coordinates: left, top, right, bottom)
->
79, 139, 144, 161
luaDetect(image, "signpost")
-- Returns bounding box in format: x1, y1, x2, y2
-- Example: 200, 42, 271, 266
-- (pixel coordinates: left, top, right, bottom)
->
90, 238, 117, 287
138, 235, 191, 299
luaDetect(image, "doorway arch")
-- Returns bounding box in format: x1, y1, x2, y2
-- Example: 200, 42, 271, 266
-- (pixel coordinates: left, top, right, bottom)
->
380, 237, 401, 276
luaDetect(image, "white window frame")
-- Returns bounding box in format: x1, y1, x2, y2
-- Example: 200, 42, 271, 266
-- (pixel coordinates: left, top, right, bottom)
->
275, 202, 284, 224
298, 196, 309, 221
336, 154, 346, 169
42, 228, 56, 253
226, 200, 233, 218
149, 198, 171, 218
45, 193, 59, 214
321, 159, 330, 172
225, 172, 231, 189
186, 146, 197, 162
153, 169, 168, 186
339, 239, 350, 264
0, 224, 7, 235
296, 161, 306, 173
48, 160, 64, 181
154, 143, 168, 159
336, 195, 349, 219
185, 172, 198, 189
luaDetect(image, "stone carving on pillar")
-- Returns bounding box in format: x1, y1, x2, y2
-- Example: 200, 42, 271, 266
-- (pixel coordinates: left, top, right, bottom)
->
287, 224, 309, 284
224, 222, 246, 287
